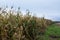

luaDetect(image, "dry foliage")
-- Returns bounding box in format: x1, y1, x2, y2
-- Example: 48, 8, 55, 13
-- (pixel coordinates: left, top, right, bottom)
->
0, 7, 52, 40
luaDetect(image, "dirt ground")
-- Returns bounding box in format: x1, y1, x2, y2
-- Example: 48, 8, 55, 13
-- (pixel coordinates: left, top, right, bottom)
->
55, 23, 60, 26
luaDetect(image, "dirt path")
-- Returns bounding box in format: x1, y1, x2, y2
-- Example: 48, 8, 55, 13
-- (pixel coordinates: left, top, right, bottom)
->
55, 23, 60, 26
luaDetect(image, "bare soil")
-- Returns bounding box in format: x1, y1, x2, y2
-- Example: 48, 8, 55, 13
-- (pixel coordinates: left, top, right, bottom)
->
55, 23, 60, 26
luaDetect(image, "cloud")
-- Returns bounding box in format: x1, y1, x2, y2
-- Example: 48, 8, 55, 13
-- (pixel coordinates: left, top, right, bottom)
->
0, 0, 60, 21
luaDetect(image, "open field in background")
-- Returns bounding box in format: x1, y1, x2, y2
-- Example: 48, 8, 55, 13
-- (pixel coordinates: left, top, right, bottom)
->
44, 24, 60, 40
0, 7, 60, 40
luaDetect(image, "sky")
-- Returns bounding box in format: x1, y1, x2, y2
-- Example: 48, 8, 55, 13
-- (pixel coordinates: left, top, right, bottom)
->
0, 0, 60, 21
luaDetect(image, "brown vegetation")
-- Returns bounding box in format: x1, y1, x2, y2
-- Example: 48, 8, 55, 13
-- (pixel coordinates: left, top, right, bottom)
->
0, 7, 52, 40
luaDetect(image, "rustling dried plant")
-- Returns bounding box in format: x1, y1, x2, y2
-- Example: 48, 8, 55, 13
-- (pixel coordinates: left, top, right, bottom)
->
0, 7, 52, 40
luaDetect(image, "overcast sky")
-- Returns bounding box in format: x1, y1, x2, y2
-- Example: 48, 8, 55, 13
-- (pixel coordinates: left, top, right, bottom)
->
0, 0, 60, 21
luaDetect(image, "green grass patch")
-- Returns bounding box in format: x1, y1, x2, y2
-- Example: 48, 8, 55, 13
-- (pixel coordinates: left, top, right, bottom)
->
38, 24, 60, 40
45, 24, 60, 36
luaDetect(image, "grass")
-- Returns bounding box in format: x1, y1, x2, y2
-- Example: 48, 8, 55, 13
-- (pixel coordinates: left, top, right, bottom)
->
46, 24, 60, 36
38, 24, 60, 40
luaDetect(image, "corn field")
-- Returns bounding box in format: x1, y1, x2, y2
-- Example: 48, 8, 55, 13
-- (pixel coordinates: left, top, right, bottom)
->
0, 7, 52, 40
